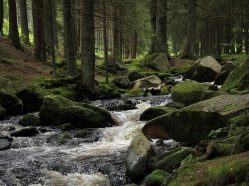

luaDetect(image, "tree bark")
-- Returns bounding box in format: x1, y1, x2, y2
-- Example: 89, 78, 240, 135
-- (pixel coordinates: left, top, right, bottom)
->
63, 0, 77, 76
44, 0, 53, 54
0, 0, 3, 35
103, 0, 109, 84
148, 0, 157, 54
181, 0, 196, 59
131, 30, 137, 59
8, 0, 22, 50
81, 0, 95, 91
19, 0, 30, 45
113, 4, 121, 62
32, 0, 46, 62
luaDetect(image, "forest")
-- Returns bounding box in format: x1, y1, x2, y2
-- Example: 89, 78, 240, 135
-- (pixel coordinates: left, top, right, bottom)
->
0, 0, 249, 185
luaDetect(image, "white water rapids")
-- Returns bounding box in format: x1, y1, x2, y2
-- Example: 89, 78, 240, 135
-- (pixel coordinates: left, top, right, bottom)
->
0, 96, 172, 186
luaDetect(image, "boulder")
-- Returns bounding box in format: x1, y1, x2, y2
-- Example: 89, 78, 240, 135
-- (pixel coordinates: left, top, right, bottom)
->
214, 61, 236, 85
39, 95, 116, 128
185, 56, 222, 82
0, 136, 13, 150
11, 127, 39, 137
74, 128, 102, 143
16, 87, 43, 113
165, 102, 185, 109
221, 60, 249, 92
126, 131, 153, 181
144, 169, 170, 186
150, 147, 195, 172
106, 100, 137, 111
57, 123, 75, 131
113, 76, 131, 89
19, 113, 40, 127
0, 104, 6, 120
140, 106, 178, 121
141, 53, 171, 72
47, 132, 73, 145
0, 91, 23, 116
142, 94, 249, 145
171, 80, 210, 105
169, 151, 249, 186
133, 75, 161, 90
127, 71, 145, 82
107, 55, 127, 72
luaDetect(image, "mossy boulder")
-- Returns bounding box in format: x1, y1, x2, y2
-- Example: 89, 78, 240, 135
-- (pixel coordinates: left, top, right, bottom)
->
185, 56, 222, 82
74, 128, 102, 142
113, 76, 131, 89
228, 112, 249, 136
142, 94, 249, 145
133, 75, 162, 90
127, 71, 145, 82
221, 60, 249, 92
171, 80, 210, 105
150, 147, 195, 173
141, 53, 171, 72
165, 102, 185, 109
19, 113, 40, 127
208, 127, 229, 140
144, 169, 170, 186
140, 106, 178, 121
47, 132, 73, 145
169, 151, 249, 186
0, 104, 6, 120
39, 95, 116, 129
126, 131, 153, 181
11, 127, 39, 137
214, 61, 236, 85
16, 87, 43, 113
57, 123, 75, 131
0, 91, 23, 116
97, 84, 121, 99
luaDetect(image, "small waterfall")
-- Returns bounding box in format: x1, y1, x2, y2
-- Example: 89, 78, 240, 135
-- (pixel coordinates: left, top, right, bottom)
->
0, 95, 171, 186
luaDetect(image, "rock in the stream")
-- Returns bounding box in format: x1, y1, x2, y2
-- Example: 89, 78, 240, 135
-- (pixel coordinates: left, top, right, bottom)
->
144, 169, 170, 186
0, 104, 6, 120
165, 102, 185, 109
113, 76, 131, 89
149, 147, 195, 173
185, 56, 222, 82
0, 136, 13, 150
127, 71, 145, 82
140, 106, 178, 121
221, 60, 249, 92
126, 131, 153, 181
39, 95, 116, 128
11, 127, 39, 137
74, 128, 102, 142
133, 75, 161, 90
57, 123, 75, 131
214, 61, 236, 85
16, 87, 43, 113
19, 113, 40, 127
171, 80, 211, 105
47, 132, 73, 145
106, 100, 137, 111
142, 94, 249, 145
141, 53, 171, 72
0, 91, 23, 116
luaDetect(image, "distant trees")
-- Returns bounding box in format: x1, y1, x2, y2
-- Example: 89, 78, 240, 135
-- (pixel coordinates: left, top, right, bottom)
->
8, 0, 22, 49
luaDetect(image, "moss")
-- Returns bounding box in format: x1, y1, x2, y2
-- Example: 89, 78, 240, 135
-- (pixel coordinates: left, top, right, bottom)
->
221, 61, 249, 92
57, 123, 75, 131
140, 106, 178, 121
169, 152, 249, 186
123, 89, 146, 97
171, 80, 209, 105
19, 113, 40, 127
0, 74, 25, 94
144, 169, 170, 186
39, 95, 116, 128
152, 147, 195, 173
208, 127, 229, 139
228, 112, 249, 136
160, 85, 170, 95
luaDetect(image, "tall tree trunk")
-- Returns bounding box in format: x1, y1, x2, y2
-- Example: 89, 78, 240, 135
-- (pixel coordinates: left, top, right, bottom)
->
181, 0, 196, 59
148, 0, 157, 54
63, 0, 76, 76
48, 0, 56, 76
44, 0, 53, 55
52, 1, 58, 49
0, 0, 3, 35
8, 0, 22, 50
103, 0, 109, 84
32, 0, 46, 62
113, 5, 121, 62
131, 30, 137, 59
81, 0, 95, 91
19, 0, 30, 45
